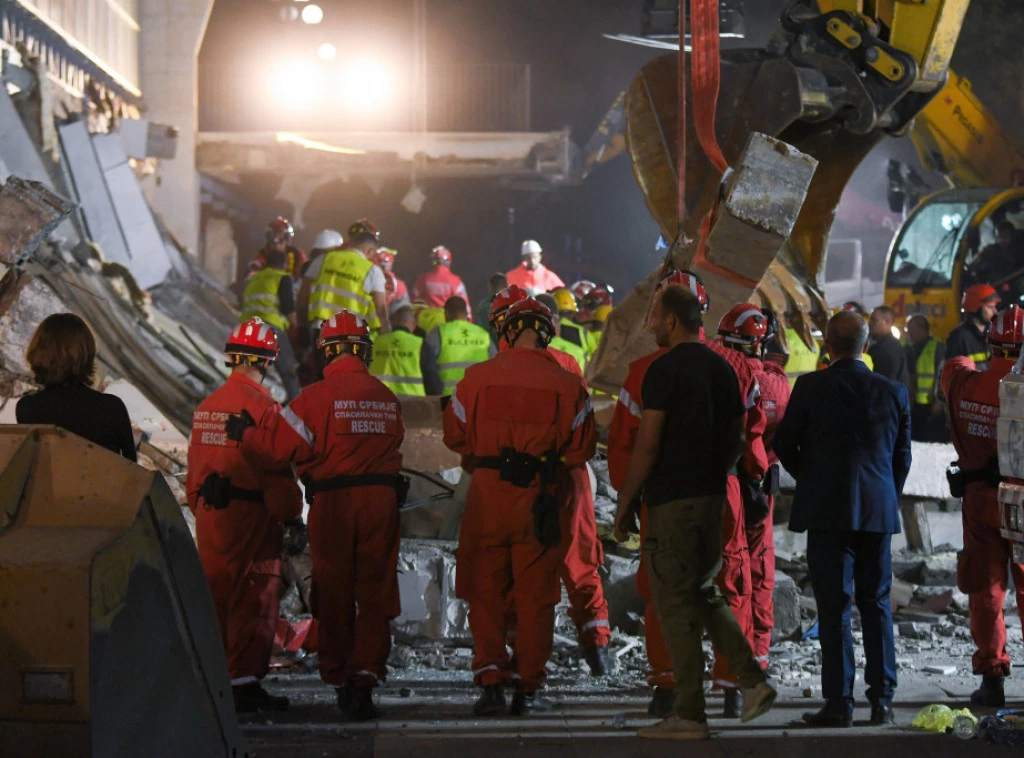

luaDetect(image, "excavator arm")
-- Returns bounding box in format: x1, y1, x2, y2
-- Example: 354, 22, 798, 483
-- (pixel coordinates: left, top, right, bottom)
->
587, 0, 971, 393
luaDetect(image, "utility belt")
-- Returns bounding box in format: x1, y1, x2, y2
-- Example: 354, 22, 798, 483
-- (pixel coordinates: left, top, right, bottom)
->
302, 472, 410, 506
946, 458, 1001, 499
199, 473, 264, 511
475, 447, 563, 547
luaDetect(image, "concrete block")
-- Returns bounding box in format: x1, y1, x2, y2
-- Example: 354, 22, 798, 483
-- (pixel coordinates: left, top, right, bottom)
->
772, 570, 801, 640
393, 540, 469, 644
0, 274, 66, 376
900, 501, 933, 554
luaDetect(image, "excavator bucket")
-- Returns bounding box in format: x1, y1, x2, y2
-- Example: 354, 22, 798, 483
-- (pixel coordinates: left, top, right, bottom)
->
0, 426, 246, 758
588, 50, 882, 394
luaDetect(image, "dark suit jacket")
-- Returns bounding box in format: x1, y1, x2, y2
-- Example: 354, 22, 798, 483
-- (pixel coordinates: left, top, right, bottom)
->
775, 359, 912, 534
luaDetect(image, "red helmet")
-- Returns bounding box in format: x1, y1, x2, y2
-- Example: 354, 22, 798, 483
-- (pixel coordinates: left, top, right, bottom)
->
488, 284, 529, 327
348, 218, 381, 243
989, 305, 1024, 350
225, 318, 279, 363
375, 247, 397, 267
841, 301, 868, 317
266, 216, 294, 244
581, 283, 614, 312
570, 280, 595, 300
502, 297, 556, 347
718, 304, 770, 346
963, 283, 1002, 313
431, 245, 452, 266
318, 309, 374, 364
659, 269, 709, 313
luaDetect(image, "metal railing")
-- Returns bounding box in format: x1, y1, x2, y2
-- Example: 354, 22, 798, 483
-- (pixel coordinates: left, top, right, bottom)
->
198, 62, 532, 133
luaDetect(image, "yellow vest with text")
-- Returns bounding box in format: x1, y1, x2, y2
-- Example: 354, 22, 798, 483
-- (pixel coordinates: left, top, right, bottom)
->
437, 320, 492, 392
309, 249, 379, 331
369, 329, 425, 397
913, 337, 940, 406
550, 335, 587, 374
786, 327, 820, 387
241, 268, 289, 331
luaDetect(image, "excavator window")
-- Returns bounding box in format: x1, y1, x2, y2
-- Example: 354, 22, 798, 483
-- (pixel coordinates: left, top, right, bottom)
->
887, 200, 980, 291
964, 200, 1024, 306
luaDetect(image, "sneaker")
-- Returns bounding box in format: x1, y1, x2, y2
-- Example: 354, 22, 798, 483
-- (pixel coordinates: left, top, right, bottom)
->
472, 684, 507, 717
723, 688, 743, 718
583, 644, 616, 677
232, 682, 289, 713
509, 690, 555, 715
972, 675, 1006, 708
739, 681, 776, 723
638, 716, 710, 740
647, 687, 675, 718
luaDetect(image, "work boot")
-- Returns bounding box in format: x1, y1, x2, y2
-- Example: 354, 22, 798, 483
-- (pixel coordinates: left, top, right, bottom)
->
739, 681, 777, 723
335, 685, 351, 713
472, 684, 507, 717
583, 644, 615, 677
509, 690, 556, 716
347, 685, 379, 722
232, 682, 290, 713
870, 704, 896, 725
723, 688, 743, 718
801, 705, 853, 728
972, 675, 1006, 708
647, 687, 675, 719
637, 716, 710, 740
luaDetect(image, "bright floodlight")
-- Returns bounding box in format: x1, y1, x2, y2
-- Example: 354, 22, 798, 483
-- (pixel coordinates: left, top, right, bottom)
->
301, 3, 323, 24
338, 59, 395, 111
269, 61, 322, 110
317, 43, 337, 61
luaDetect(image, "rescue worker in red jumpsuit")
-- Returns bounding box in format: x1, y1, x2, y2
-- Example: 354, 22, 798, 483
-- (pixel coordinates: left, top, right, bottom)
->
718, 305, 791, 669
375, 247, 409, 304
186, 318, 303, 713
413, 245, 472, 316
227, 310, 405, 721
445, 297, 597, 716
942, 304, 1024, 708
607, 270, 767, 718
491, 289, 613, 676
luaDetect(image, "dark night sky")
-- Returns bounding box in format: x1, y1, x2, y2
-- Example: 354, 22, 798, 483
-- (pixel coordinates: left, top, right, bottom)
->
198, 1, 1016, 297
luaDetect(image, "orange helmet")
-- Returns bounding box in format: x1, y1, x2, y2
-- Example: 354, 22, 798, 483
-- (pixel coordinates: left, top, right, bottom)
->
963, 283, 1001, 313
488, 284, 529, 328
431, 245, 452, 266
989, 305, 1024, 350
266, 216, 294, 244
502, 297, 556, 347
318, 310, 374, 364
659, 269, 709, 313
225, 318, 279, 365
718, 304, 770, 346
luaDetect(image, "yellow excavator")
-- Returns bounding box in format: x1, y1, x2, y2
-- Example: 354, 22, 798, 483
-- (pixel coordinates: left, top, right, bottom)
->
588, 0, 974, 394
883, 69, 1024, 338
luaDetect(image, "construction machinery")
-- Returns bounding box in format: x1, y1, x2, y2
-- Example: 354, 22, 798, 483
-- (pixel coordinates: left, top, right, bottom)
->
0, 426, 246, 758
588, 0, 973, 394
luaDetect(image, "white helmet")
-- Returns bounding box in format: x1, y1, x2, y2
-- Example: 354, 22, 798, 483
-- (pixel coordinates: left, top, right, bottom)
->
521, 239, 542, 256
313, 229, 344, 251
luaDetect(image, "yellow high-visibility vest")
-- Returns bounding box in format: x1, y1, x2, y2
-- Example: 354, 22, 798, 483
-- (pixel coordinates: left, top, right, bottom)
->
309, 249, 377, 331
437, 320, 492, 392
369, 329, 425, 397
241, 268, 289, 331
914, 337, 940, 406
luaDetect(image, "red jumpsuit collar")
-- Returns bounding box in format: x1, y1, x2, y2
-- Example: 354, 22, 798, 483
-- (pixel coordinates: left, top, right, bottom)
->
324, 355, 370, 378
227, 370, 273, 396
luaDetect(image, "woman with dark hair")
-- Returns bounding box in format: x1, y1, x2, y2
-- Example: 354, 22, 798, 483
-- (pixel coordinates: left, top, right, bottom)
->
16, 313, 137, 461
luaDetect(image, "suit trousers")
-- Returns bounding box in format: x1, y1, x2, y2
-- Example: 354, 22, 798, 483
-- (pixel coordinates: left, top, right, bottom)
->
807, 530, 896, 710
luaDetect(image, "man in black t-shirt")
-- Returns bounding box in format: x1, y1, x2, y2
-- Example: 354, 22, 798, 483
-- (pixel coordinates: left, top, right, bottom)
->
614, 285, 775, 739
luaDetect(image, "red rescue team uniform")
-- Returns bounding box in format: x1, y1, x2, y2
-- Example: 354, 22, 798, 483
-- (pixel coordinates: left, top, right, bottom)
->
186, 372, 302, 686
413, 266, 472, 316
745, 357, 791, 665
942, 354, 1024, 676
240, 355, 405, 688
444, 347, 596, 692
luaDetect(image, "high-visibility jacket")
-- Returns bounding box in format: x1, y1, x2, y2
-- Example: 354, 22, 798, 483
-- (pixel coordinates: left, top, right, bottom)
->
785, 327, 819, 387
550, 335, 587, 374
560, 321, 587, 350
437, 320, 492, 392
946, 320, 991, 372
584, 327, 602, 357
309, 249, 376, 326
241, 268, 289, 331
417, 306, 446, 335
369, 328, 426, 397
912, 336, 940, 406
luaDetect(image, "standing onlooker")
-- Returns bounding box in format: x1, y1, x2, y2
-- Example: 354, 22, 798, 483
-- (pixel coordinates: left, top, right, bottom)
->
904, 314, 948, 442
947, 284, 1001, 370
474, 272, 508, 332
775, 311, 911, 728
17, 313, 136, 461
868, 306, 910, 387
506, 239, 565, 295
613, 285, 776, 739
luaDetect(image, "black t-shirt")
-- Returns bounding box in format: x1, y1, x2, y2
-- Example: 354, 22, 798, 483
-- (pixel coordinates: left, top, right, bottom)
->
16, 384, 138, 461
641, 342, 744, 506
277, 275, 296, 317
868, 334, 910, 387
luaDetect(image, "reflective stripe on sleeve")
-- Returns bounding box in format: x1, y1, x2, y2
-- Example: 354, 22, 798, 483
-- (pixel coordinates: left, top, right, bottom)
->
571, 398, 594, 431
618, 387, 642, 420
281, 406, 314, 447
450, 390, 467, 423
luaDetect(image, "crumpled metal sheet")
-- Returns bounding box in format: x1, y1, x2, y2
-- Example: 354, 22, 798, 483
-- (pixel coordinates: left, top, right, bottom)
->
0, 177, 74, 266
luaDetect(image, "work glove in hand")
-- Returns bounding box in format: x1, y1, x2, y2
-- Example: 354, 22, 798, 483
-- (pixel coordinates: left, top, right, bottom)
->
282, 518, 308, 557
225, 409, 256, 442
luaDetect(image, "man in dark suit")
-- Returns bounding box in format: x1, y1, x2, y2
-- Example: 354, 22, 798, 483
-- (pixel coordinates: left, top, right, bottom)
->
775, 310, 912, 728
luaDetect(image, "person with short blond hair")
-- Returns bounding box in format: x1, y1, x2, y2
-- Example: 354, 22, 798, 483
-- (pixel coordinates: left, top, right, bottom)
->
16, 313, 136, 461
